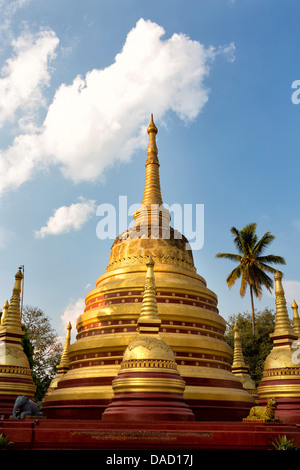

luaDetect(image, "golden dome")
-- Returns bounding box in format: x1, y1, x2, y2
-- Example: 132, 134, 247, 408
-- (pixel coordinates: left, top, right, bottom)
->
263, 347, 296, 370
123, 336, 175, 362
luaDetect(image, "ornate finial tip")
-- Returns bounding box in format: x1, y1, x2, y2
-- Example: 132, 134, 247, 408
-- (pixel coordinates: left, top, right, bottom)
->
292, 299, 298, 308
67, 321, 72, 329
274, 270, 282, 280
15, 269, 23, 280
147, 114, 158, 134
146, 254, 155, 267
234, 322, 238, 331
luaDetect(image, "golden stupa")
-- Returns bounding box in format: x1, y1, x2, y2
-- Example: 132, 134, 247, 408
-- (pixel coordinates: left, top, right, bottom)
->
42, 115, 254, 420
231, 323, 258, 402
292, 299, 300, 338
102, 255, 195, 421
257, 271, 300, 423
45, 322, 72, 395
0, 269, 36, 417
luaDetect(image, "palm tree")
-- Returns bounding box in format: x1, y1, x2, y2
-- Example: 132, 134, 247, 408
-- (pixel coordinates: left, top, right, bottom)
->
216, 223, 285, 333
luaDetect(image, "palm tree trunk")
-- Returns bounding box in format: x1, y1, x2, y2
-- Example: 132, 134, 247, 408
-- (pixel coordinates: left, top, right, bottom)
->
250, 285, 255, 334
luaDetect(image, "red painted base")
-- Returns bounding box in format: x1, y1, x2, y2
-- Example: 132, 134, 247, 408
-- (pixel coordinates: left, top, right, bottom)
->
0, 418, 300, 450
41, 398, 252, 422
102, 393, 195, 422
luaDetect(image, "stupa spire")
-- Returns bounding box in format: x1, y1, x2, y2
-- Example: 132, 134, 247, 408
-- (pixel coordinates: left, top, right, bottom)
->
231, 323, 258, 400
0, 270, 36, 415
58, 322, 72, 372
142, 114, 162, 206
133, 115, 170, 228
292, 299, 300, 338
270, 270, 295, 344
0, 269, 24, 339
44, 322, 72, 397
232, 323, 246, 368
137, 255, 161, 334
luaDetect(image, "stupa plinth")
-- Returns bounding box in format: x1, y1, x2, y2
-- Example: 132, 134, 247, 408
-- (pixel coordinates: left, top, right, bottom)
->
42, 115, 254, 420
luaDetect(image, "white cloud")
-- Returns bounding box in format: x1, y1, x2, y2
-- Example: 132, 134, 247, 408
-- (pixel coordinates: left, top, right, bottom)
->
0, 28, 59, 127
282, 280, 300, 307
34, 197, 96, 239
0, 1, 32, 50
60, 297, 85, 335
0, 18, 235, 195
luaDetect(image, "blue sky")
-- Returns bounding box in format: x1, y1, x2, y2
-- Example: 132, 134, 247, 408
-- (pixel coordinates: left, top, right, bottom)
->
0, 0, 300, 339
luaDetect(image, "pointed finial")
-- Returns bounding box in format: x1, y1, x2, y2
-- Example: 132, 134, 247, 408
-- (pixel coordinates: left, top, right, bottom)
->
292, 299, 298, 309
147, 113, 158, 134
292, 299, 300, 338
137, 255, 161, 333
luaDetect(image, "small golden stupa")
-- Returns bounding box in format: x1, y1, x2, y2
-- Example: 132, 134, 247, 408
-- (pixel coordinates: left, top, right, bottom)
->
292, 299, 300, 338
42, 115, 254, 420
102, 255, 195, 421
0, 269, 36, 417
257, 271, 300, 423
231, 323, 258, 402
45, 322, 72, 395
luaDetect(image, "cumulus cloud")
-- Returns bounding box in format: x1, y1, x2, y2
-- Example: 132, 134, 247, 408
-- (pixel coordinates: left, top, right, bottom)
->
0, 28, 59, 127
34, 197, 96, 239
0, 18, 235, 196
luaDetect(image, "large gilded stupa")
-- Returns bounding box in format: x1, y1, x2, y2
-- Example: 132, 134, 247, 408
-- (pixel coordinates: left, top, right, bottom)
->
42, 115, 254, 420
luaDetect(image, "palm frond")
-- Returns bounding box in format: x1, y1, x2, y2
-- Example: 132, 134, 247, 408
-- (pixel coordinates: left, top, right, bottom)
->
257, 255, 286, 266
215, 252, 242, 262
253, 232, 275, 256
226, 264, 243, 288
240, 223, 257, 254
230, 227, 243, 254
240, 272, 248, 297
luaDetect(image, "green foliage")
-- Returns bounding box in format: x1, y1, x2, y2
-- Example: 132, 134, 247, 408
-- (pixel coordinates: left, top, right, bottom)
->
0, 433, 13, 449
272, 434, 294, 450
21, 305, 63, 402
225, 308, 275, 386
21, 325, 34, 370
